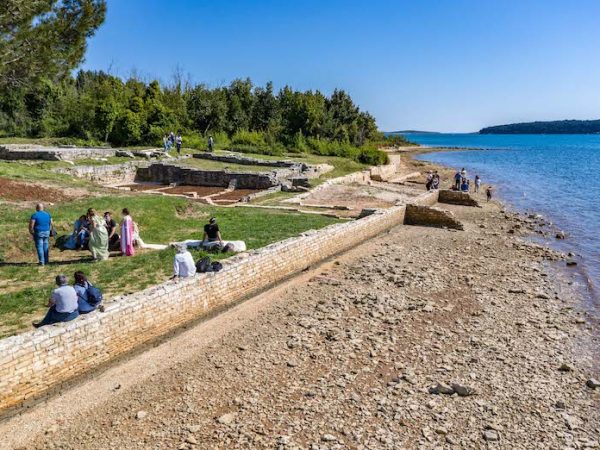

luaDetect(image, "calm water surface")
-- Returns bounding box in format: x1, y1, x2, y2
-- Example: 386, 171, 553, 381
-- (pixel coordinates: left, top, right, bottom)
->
406, 133, 600, 301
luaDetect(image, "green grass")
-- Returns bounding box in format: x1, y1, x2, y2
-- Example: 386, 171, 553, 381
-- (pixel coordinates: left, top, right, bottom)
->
0, 194, 340, 337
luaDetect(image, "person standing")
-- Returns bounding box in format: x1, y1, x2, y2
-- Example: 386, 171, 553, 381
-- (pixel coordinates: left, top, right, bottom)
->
163, 135, 169, 152
29, 203, 53, 266
460, 167, 467, 180
425, 171, 433, 191
33, 275, 79, 328
175, 133, 183, 155
486, 186, 493, 202
120, 208, 135, 256
208, 135, 214, 152
454, 171, 462, 190
87, 208, 109, 261
474, 175, 481, 193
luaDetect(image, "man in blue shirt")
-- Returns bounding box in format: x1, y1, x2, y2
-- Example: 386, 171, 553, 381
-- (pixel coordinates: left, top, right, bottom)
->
29, 203, 53, 265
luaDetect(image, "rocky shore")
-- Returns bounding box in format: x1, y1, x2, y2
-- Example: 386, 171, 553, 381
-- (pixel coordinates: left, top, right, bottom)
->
2, 157, 598, 449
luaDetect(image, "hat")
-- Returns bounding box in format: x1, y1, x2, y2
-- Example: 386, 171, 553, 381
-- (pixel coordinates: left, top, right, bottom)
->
209, 217, 216, 224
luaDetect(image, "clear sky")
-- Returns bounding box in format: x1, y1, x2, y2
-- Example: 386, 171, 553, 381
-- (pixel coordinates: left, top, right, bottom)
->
81, 0, 600, 132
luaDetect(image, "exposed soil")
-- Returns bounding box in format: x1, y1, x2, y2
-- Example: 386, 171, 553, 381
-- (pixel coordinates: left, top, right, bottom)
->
2, 200, 598, 449
121, 183, 168, 192
212, 189, 261, 202
0, 177, 74, 202
160, 186, 227, 196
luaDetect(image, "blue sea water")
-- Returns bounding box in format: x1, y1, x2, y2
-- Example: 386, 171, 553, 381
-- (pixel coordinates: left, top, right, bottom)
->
406, 133, 600, 299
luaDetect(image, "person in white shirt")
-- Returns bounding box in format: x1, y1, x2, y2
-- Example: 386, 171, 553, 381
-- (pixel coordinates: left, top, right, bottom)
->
172, 244, 196, 279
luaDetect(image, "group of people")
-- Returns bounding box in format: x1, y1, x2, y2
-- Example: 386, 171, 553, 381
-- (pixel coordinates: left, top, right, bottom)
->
32, 272, 102, 328
425, 171, 441, 191
162, 131, 183, 155
453, 168, 493, 201
29, 204, 138, 266
32, 217, 226, 329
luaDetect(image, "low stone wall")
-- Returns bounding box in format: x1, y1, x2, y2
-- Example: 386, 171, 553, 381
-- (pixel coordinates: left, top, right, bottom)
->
0, 190, 438, 413
404, 204, 464, 230
55, 162, 145, 184
136, 164, 281, 189
0, 145, 116, 161
438, 190, 480, 207
193, 152, 299, 168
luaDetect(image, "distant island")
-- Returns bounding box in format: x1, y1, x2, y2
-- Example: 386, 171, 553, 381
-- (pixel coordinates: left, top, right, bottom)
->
480, 119, 600, 134
387, 130, 441, 135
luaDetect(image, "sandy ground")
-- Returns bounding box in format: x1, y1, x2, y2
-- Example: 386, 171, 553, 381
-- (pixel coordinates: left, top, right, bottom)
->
2, 194, 599, 449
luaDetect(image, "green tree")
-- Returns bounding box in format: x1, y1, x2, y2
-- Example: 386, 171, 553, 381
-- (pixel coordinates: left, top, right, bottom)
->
0, 0, 106, 88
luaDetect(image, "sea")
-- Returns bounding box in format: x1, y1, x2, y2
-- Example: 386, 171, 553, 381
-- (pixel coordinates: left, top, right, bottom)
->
404, 133, 600, 304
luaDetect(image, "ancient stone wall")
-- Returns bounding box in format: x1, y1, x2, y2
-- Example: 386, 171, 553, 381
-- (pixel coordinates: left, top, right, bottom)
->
0, 145, 116, 161
55, 162, 144, 184
136, 164, 281, 189
0, 190, 438, 413
404, 204, 464, 230
438, 190, 480, 207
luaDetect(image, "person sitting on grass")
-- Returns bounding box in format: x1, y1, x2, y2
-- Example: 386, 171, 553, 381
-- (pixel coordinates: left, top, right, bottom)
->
202, 217, 223, 250
73, 271, 103, 314
33, 275, 79, 328
104, 212, 120, 250
74, 215, 90, 249
171, 243, 197, 279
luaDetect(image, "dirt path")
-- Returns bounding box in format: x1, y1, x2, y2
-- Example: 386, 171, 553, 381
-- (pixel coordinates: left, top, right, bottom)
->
2, 201, 599, 449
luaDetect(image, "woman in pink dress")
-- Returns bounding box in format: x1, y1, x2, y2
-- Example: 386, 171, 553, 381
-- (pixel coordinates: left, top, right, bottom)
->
120, 208, 135, 256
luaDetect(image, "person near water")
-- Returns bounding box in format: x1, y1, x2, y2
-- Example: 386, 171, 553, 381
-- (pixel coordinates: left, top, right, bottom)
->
33, 275, 79, 328
461, 178, 469, 192
104, 212, 120, 250
175, 133, 183, 155
171, 243, 197, 279
120, 208, 135, 256
88, 208, 109, 261
486, 186, 493, 201
454, 171, 462, 190
431, 171, 440, 190
425, 171, 433, 191
73, 271, 102, 314
460, 167, 467, 180
29, 203, 53, 266
208, 135, 214, 152
474, 175, 481, 193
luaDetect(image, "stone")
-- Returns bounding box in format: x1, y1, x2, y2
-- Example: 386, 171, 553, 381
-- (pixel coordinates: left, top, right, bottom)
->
566, 260, 578, 266
558, 363, 574, 372
429, 382, 454, 395
216, 413, 236, 425
483, 429, 500, 442
321, 434, 337, 442
185, 436, 198, 444
586, 378, 600, 389
136, 411, 148, 420
451, 383, 475, 397
556, 231, 565, 239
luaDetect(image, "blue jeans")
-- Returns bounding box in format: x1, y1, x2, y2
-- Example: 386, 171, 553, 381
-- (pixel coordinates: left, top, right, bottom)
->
39, 305, 79, 326
34, 231, 50, 265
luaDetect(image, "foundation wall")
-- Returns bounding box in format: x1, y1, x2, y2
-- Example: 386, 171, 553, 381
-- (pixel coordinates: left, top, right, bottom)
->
438, 190, 480, 207
0, 190, 438, 413
405, 204, 464, 230
0, 145, 116, 161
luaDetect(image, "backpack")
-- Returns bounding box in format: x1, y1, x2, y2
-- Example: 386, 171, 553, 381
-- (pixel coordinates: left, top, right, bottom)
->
79, 282, 103, 306
196, 256, 213, 273
211, 261, 223, 272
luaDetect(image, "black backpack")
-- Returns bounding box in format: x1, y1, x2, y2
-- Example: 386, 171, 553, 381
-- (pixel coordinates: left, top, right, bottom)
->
196, 257, 223, 273
78, 282, 103, 306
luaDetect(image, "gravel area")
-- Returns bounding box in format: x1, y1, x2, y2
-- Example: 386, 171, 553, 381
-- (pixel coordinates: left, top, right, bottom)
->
2, 200, 598, 449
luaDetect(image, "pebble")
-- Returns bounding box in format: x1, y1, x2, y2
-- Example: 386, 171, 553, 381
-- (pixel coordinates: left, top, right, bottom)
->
586, 378, 600, 389
135, 411, 148, 420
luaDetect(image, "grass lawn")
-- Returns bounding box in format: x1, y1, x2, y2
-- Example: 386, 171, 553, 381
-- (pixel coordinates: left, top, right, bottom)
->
0, 194, 341, 338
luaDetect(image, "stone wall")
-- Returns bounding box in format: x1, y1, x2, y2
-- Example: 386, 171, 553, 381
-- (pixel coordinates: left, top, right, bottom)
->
438, 190, 480, 207
404, 204, 464, 230
0, 145, 116, 161
0, 190, 438, 413
136, 164, 281, 189
55, 162, 144, 184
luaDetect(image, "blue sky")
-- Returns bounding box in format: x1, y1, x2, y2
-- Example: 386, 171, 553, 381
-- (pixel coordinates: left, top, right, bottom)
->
81, 0, 600, 132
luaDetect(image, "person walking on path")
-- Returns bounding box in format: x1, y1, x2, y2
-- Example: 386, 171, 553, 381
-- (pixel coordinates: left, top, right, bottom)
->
33, 275, 79, 328
208, 135, 214, 152
29, 203, 53, 266
120, 208, 135, 256
175, 133, 183, 155
88, 208, 109, 261
474, 175, 481, 193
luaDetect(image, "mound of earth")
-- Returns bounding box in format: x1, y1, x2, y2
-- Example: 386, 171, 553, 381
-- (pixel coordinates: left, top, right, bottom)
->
0, 177, 73, 202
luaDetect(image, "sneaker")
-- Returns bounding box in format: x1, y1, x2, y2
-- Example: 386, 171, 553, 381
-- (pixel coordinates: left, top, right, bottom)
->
32, 321, 42, 328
